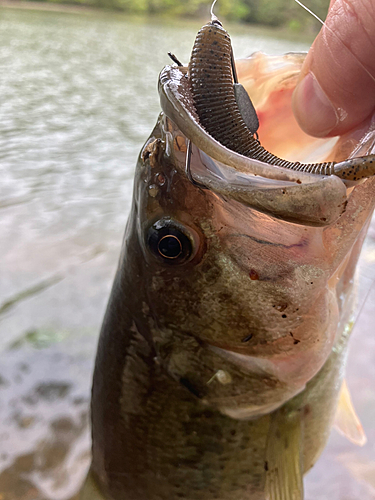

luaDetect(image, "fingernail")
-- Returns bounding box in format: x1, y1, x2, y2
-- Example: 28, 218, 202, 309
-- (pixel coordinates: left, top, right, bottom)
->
292, 72, 339, 137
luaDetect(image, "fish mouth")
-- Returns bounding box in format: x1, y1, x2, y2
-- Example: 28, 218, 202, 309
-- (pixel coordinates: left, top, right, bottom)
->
158, 62, 348, 227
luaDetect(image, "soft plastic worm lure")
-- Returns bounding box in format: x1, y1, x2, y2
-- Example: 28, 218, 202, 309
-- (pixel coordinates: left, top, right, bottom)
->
188, 20, 375, 181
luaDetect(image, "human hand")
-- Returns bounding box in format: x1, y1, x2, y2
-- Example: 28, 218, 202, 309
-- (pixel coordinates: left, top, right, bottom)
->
292, 0, 375, 138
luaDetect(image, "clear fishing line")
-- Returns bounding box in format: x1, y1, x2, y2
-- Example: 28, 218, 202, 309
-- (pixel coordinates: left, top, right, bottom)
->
294, 0, 375, 84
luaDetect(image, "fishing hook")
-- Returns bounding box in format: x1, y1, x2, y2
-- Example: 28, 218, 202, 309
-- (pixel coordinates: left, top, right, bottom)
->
210, 0, 218, 22
185, 139, 207, 189
230, 47, 238, 84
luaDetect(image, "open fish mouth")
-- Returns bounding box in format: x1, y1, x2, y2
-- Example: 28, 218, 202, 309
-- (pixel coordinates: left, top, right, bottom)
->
159, 64, 347, 227
158, 21, 375, 227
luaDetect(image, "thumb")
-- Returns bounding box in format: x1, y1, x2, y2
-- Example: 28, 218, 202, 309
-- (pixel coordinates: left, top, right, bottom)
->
292, 0, 375, 137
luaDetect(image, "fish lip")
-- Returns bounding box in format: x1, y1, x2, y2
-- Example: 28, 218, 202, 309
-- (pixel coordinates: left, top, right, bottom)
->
158, 64, 348, 227
159, 65, 314, 183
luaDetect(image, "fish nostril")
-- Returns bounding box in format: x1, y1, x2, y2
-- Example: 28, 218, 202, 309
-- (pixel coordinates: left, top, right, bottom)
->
155, 172, 166, 186
241, 334, 253, 343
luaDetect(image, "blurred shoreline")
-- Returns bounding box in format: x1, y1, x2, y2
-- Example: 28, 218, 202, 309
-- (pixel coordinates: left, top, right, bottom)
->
0, 0, 101, 14
0, 0, 323, 37
0, 0, 320, 43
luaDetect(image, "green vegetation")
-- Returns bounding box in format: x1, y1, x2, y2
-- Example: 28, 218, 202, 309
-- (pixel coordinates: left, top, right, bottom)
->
10, 328, 68, 349
25, 0, 329, 29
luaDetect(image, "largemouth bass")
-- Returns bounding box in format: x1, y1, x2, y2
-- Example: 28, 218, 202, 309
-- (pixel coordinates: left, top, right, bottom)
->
80, 17, 375, 500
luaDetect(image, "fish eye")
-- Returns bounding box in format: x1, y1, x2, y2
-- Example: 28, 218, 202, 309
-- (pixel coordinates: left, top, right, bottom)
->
147, 219, 193, 264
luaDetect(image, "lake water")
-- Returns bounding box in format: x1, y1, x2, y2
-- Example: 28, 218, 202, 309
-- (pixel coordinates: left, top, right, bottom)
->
0, 6, 374, 500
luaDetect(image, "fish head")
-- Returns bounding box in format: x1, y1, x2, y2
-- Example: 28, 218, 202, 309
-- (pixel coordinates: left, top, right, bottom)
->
127, 52, 375, 419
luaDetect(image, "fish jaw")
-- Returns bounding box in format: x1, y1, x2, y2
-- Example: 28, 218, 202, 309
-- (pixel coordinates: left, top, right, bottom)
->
159, 64, 347, 227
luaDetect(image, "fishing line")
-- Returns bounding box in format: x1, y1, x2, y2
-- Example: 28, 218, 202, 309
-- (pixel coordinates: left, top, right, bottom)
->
293, 0, 375, 85
293, 0, 324, 24
210, 0, 219, 22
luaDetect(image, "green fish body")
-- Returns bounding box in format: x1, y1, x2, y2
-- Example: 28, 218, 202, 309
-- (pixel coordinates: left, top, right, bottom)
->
80, 35, 375, 500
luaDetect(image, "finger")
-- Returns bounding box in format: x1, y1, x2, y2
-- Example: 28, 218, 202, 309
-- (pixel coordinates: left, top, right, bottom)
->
292, 0, 375, 137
